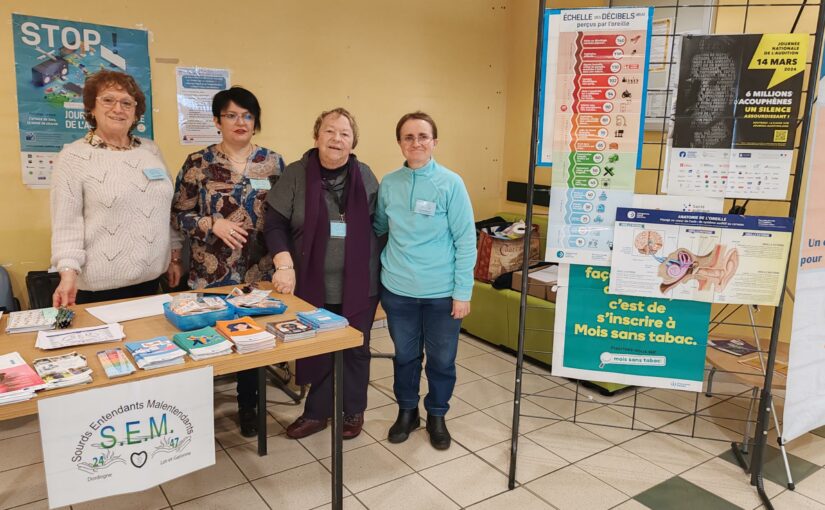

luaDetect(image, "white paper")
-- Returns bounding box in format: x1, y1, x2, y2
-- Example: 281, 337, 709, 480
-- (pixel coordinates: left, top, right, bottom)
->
36, 324, 125, 350
632, 193, 724, 213
39, 367, 215, 508
176, 67, 230, 145
529, 266, 559, 284
86, 294, 172, 323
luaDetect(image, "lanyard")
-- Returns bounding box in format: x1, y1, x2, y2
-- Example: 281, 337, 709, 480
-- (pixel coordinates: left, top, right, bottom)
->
321, 172, 348, 221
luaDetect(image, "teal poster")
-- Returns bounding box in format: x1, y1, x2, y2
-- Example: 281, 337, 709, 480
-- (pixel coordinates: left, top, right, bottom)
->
12, 14, 152, 187
552, 264, 711, 391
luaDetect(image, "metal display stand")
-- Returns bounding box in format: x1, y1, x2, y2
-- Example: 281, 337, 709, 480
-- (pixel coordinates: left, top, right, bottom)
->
508, 1, 825, 508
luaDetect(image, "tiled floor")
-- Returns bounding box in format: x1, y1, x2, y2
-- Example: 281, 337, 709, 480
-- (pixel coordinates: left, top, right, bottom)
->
1, 327, 824, 509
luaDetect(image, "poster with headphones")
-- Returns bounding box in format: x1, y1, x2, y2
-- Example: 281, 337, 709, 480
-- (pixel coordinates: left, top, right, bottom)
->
12, 14, 152, 188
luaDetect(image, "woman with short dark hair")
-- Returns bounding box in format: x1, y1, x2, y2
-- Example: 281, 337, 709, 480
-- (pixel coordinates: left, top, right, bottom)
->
51, 70, 181, 307
172, 86, 285, 437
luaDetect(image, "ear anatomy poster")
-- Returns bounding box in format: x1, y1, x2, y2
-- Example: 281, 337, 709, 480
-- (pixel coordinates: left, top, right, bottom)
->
12, 14, 152, 188
665, 34, 806, 199
609, 208, 793, 305
539, 7, 653, 265
553, 264, 711, 391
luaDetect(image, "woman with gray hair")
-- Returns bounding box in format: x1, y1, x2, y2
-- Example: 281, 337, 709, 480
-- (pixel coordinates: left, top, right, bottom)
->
264, 108, 381, 440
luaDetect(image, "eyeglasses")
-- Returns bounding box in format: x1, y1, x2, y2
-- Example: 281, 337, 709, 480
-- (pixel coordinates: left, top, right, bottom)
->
401, 134, 433, 145
220, 112, 255, 123
97, 96, 136, 110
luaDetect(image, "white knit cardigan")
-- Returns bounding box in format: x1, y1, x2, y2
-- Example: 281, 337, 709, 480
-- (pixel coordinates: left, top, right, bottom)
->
50, 137, 182, 291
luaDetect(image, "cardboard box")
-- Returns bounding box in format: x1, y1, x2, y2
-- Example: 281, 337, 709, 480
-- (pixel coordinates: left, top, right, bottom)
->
511, 265, 558, 302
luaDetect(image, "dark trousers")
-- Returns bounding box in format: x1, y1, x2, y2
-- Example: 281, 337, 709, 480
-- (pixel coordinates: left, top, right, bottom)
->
76, 278, 160, 304
302, 296, 379, 420
236, 369, 258, 408
381, 288, 462, 416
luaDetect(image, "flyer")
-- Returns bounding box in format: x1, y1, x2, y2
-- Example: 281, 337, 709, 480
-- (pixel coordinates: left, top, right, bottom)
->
176, 67, 230, 145
609, 208, 793, 305
552, 264, 711, 391
784, 60, 825, 443
11, 15, 152, 188
538, 7, 653, 265
665, 34, 806, 199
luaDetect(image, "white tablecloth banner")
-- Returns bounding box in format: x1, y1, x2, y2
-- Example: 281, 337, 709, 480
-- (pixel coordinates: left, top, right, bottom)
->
38, 366, 215, 507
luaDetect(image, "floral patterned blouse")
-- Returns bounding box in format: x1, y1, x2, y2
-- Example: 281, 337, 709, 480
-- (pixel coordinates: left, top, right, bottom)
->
172, 145, 285, 289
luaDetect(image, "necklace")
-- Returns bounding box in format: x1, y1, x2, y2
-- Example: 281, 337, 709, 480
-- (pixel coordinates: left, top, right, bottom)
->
220, 143, 253, 165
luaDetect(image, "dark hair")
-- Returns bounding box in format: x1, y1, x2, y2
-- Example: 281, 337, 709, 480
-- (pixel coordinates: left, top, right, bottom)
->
83, 70, 146, 131
395, 111, 438, 141
313, 107, 359, 149
212, 86, 262, 132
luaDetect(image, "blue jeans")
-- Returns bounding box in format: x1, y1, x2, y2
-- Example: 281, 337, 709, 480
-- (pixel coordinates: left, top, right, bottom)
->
381, 288, 462, 416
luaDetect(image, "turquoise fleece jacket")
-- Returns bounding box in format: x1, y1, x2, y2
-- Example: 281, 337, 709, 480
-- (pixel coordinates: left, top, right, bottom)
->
374, 158, 476, 301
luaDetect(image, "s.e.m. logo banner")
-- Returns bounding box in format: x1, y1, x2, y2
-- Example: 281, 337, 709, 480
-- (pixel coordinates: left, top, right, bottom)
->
38, 367, 214, 508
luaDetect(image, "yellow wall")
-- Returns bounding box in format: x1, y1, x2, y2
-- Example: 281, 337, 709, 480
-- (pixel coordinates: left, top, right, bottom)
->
0, 0, 510, 305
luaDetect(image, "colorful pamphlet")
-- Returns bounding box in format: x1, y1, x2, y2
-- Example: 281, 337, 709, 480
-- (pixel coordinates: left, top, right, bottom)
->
97, 348, 136, 378
708, 338, 759, 357
124, 337, 187, 370
0, 352, 46, 405
296, 308, 348, 331
32, 351, 92, 389
172, 327, 234, 360
267, 319, 317, 342
215, 317, 275, 354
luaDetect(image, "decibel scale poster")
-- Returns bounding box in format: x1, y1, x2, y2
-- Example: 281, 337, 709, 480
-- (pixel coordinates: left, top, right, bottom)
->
539, 7, 653, 265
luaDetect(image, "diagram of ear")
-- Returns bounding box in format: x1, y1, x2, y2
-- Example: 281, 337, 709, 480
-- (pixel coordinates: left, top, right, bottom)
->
658, 245, 740, 295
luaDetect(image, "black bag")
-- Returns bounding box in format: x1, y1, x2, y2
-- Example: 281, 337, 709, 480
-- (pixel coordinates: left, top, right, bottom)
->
26, 271, 61, 309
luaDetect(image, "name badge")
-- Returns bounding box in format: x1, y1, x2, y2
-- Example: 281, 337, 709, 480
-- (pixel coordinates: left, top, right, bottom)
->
330, 221, 347, 238
414, 199, 436, 216
143, 168, 166, 181
249, 178, 271, 190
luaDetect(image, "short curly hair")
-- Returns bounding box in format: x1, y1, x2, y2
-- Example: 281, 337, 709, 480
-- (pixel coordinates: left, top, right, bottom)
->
313, 107, 359, 149
82, 70, 146, 131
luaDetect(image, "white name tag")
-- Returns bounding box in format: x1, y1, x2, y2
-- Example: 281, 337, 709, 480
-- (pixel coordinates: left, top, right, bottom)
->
143, 168, 166, 180
249, 178, 271, 190
414, 199, 436, 216
330, 221, 347, 238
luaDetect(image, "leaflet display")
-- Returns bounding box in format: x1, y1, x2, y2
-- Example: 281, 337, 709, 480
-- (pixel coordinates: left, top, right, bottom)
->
539, 7, 653, 264
609, 208, 793, 305
665, 34, 806, 199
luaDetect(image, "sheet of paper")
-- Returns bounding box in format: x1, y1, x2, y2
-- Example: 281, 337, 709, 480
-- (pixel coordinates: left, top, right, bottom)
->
86, 294, 172, 323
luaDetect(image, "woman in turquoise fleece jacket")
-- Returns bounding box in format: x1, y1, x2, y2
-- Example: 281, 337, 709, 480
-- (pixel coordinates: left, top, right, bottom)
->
374, 111, 476, 451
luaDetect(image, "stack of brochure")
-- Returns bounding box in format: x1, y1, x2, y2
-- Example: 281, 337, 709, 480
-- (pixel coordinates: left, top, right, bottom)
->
32, 352, 92, 390
0, 352, 46, 405
267, 319, 317, 342
35, 323, 125, 350
215, 317, 275, 354
169, 294, 228, 315
5, 308, 58, 334
172, 327, 234, 360
125, 337, 187, 370
297, 308, 349, 331
97, 348, 136, 378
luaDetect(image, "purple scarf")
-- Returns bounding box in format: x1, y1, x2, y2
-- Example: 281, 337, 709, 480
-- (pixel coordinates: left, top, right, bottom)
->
295, 149, 371, 320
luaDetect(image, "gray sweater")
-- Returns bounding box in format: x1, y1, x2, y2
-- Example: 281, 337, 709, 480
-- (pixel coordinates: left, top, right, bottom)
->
266, 152, 381, 303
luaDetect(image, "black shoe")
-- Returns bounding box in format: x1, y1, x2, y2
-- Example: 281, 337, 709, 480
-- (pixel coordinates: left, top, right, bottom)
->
426, 415, 451, 450
387, 408, 420, 443
239, 407, 258, 438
